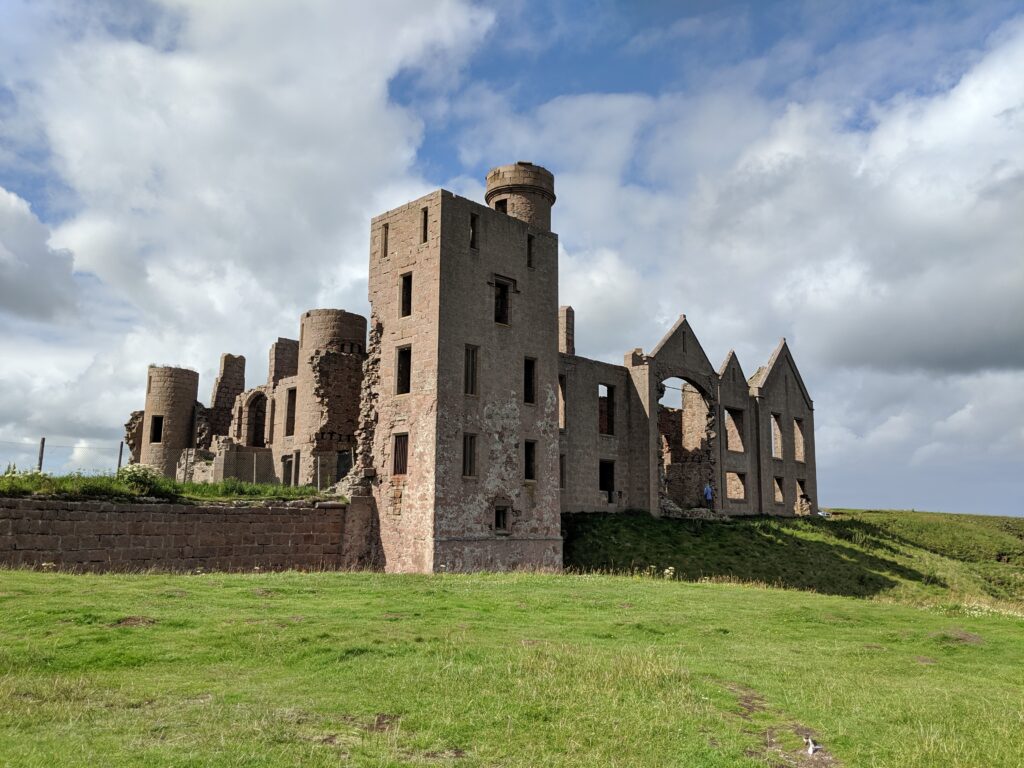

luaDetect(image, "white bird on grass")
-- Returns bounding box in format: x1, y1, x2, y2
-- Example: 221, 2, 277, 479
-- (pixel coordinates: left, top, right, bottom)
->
803, 736, 821, 755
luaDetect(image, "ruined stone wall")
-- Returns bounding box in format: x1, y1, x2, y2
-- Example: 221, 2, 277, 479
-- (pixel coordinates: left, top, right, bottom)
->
753, 350, 817, 517
432, 192, 562, 571
124, 411, 143, 464
140, 366, 199, 478
558, 355, 637, 513
0, 498, 355, 572
718, 354, 758, 515
268, 338, 299, 386
209, 354, 245, 437
367, 192, 444, 573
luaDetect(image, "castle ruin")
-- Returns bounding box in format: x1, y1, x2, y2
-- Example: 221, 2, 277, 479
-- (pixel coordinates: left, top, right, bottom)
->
125, 162, 818, 573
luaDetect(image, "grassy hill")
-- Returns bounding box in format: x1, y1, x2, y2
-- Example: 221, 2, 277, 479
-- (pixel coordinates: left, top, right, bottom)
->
564, 509, 1024, 611
0, 509, 1022, 767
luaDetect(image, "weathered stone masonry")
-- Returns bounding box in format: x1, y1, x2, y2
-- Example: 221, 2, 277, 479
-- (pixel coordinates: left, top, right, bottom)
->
119, 161, 818, 573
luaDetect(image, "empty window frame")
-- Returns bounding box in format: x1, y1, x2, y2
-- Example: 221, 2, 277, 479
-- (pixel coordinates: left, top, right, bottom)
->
462, 433, 477, 478
771, 413, 784, 459
494, 279, 511, 324
396, 346, 412, 394
524, 440, 537, 481
559, 454, 566, 489
420, 207, 428, 244
285, 388, 297, 436
558, 374, 567, 429
494, 505, 510, 533
469, 213, 479, 249
794, 418, 806, 462
267, 400, 275, 445
726, 472, 746, 501
773, 476, 784, 504
400, 272, 413, 317
495, 198, 507, 214
523, 357, 536, 404
598, 384, 615, 436
599, 460, 615, 503
527, 234, 535, 268
464, 345, 479, 395
393, 433, 409, 475
380, 222, 389, 257
725, 408, 745, 453
149, 415, 164, 444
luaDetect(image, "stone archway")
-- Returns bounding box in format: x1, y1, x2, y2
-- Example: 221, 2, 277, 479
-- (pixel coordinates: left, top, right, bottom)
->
244, 392, 267, 448
656, 375, 716, 515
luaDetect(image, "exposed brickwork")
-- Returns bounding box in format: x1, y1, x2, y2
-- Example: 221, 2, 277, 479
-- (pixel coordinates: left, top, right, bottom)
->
140, 366, 199, 477
209, 353, 245, 437
0, 498, 358, 572
268, 338, 299, 386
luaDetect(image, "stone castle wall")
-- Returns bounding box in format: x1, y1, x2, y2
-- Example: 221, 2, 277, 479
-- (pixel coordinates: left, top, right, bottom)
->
0, 498, 372, 572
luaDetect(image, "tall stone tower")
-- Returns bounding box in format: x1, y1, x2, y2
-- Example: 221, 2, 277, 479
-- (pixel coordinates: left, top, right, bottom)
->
363, 162, 563, 572
139, 366, 199, 477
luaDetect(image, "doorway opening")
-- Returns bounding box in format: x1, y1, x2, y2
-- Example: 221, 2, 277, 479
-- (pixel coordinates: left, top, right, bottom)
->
657, 376, 715, 513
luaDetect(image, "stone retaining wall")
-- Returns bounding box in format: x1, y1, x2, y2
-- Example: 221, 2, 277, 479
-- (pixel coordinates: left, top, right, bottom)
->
0, 498, 373, 572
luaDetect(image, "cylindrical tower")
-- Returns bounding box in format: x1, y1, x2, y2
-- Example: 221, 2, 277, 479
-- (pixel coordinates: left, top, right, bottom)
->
296, 309, 368, 487
140, 366, 199, 478
484, 161, 556, 231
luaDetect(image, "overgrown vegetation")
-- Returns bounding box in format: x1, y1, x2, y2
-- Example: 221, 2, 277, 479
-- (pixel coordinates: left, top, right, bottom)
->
563, 509, 1024, 611
0, 568, 1020, 766
0, 466, 326, 503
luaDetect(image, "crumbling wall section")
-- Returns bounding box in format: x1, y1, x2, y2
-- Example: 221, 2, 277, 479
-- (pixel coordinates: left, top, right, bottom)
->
209, 354, 245, 437
124, 411, 144, 465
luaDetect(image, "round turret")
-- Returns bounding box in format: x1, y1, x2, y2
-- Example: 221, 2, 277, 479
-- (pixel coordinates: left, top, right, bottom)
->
485, 161, 556, 231
299, 308, 367, 354
140, 366, 199, 477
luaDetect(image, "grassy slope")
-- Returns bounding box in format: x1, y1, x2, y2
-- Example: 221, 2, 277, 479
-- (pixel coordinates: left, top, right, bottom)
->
563, 509, 1024, 610
0, 510, 1022, 766
0, 472, 324, 503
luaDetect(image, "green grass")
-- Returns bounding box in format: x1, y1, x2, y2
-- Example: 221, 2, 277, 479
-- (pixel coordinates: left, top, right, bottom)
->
563, 509, 1024, 611
0, 568, 1021, 767
1, 509, 1022, 765
0, 472, 325, 504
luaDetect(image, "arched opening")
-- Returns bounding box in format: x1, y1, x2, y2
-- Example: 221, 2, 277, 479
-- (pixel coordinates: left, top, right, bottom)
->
657, 376, 715, 514
245, 393, 267, 448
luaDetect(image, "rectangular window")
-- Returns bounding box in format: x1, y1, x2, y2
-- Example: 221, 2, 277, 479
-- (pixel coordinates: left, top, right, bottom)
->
559, 454, 566, 489
773, 476, 784, 504
380, 222, 389, 257
149, 415, 164, 443
523, 357, 536, 404
726, 472, 746, 500
598, 384, 615, 436
527, 234, 534, 268
267, 400, 275, 445
558, 374, 567, 429
599, 460, 615, 503
495, 199, 507, 214
420, 207, 428, 244
285, 388, 297, 436
794, 418, 806, 462
725, 408, 745, 453
469, 213, 478, 249
494, 506, 510, 533
771, 413, 784, 459
464, 345, 478, 395
494, 280, 510, 324
393, 433, 409, 475
396, 346, 412, 394
524, 440, 537, 481
400, 272, 412, 317
462, 433, 477, 477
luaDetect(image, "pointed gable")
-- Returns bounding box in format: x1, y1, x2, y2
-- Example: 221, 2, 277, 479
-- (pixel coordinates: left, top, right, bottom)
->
718, 349, 747, 382
749, 338, 813, 407
649, 314, 717, 396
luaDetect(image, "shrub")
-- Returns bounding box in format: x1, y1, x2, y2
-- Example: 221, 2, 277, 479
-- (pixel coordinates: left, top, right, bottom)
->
116, 464, 168, 496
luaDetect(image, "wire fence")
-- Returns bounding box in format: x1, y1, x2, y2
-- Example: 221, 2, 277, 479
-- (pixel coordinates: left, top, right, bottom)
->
0, 438, 126, 475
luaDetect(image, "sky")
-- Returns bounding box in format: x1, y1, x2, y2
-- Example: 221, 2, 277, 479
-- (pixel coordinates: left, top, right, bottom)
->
0, 0, 1022, 515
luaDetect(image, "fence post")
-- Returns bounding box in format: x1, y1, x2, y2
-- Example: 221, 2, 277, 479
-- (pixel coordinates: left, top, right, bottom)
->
37, 437, 45, 472
117, 441, 124, 471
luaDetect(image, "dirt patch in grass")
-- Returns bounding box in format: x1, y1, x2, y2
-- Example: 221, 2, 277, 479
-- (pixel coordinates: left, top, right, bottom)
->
252, 588, 274, 597
726, 683, 767, 720
111, 616, 156, 627
915, 656, 938, 665
341, 713, 400, 733
863, 643, 886, 650
745, 725, 842, 767
931, 628, 984, 645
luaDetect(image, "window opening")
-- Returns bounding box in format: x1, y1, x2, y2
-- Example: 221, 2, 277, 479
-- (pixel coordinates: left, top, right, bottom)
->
396, 346, 412, 394
393, 434, 409, 475
523, 358, 536, 404
150, 415, 164, 444
400, 273, 412, 317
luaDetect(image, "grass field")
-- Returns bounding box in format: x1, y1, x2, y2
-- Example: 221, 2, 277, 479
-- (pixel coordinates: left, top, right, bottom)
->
1, 509, 1022, 767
